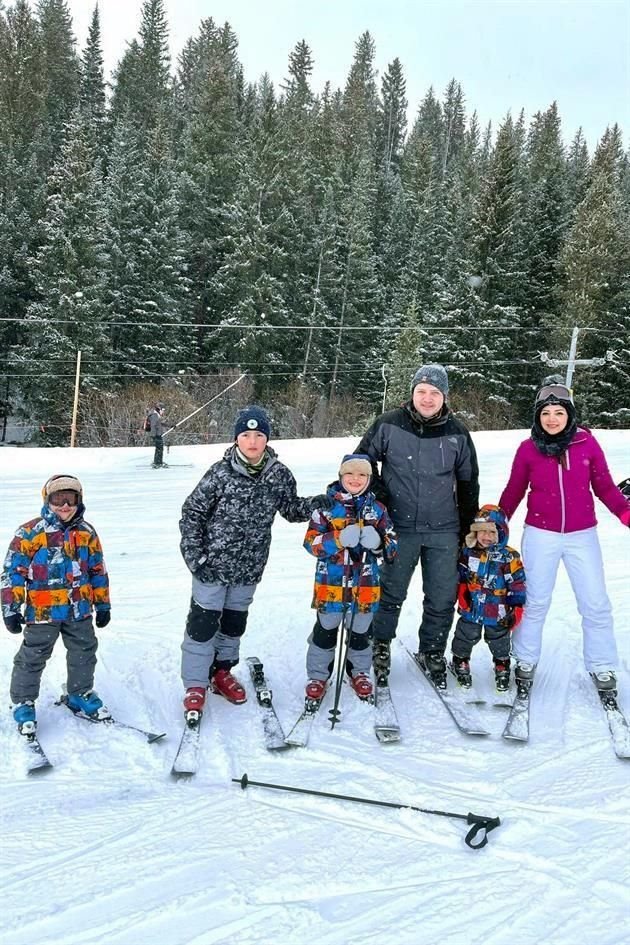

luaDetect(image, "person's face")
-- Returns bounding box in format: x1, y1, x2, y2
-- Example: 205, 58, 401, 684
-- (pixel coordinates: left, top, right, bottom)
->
236, 430, 267, 463
539, 404, 569, 434
341, 471, 370, 495
476, 527, 496, 548
48, 491, 79, 522
412, 383, 444, 418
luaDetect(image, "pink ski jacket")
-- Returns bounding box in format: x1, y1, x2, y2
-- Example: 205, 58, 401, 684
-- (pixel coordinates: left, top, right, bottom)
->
499, 428, 630, 534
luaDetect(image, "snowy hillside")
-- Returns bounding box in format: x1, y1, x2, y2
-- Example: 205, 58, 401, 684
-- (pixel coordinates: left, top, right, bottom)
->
1, 431, 629, 945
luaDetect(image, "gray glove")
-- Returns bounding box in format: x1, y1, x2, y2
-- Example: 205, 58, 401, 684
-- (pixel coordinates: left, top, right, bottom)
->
360, 525, 381, 550
338, 523, 361, 547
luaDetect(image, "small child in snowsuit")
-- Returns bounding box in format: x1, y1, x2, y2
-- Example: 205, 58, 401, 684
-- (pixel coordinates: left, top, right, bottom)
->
450, 504, 526, 692
1, 474, 111, 733
178, 405, 332, 717
303, 454, 397, 702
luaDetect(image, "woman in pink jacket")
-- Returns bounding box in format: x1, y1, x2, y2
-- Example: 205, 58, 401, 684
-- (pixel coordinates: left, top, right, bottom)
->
499, 379, 630, 695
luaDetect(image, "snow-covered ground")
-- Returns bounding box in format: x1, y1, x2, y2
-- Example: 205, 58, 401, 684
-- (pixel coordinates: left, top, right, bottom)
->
1, 431, 629, 945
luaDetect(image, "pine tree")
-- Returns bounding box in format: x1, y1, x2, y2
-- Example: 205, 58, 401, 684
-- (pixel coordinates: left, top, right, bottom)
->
19, 114, 109, 444
37, 0, 80, 159
79, 4, 107, 154
101, 116, 191, 383
556, 163, 630, 425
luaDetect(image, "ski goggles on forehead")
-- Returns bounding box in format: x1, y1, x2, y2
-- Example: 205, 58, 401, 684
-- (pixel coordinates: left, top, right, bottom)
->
48, 490, 79, 507
536, 384, 572, 403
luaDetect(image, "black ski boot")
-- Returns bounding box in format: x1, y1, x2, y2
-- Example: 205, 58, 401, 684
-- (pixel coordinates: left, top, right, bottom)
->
373, 640, 391, 685
494, 657, 511, 693
421, 650, 447, 690
449, 655, 472, 689
590, 671, 618, 709
514, 661, 535, 697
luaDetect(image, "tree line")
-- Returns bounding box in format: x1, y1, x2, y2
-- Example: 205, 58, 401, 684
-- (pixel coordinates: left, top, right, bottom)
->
0, 0, 628, 446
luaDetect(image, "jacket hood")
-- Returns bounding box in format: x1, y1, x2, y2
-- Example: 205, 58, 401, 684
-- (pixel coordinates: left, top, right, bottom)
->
466, 504, 509, 548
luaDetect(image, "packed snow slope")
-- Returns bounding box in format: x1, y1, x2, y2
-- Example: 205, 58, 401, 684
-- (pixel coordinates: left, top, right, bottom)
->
1, 431, 629, 945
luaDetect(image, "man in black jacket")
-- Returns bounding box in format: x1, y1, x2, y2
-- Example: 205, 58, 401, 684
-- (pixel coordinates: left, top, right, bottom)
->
356, 364, 479, 687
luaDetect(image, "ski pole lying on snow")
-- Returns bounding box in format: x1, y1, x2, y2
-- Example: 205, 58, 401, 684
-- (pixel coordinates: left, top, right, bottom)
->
233, 773, 501, 850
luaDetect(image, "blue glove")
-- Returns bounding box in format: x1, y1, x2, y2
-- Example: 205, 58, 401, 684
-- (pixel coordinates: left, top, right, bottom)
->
339, 523, 361, 547
4, 613, 24, 634
360, 525, 381, 550
95, 611, 111, 629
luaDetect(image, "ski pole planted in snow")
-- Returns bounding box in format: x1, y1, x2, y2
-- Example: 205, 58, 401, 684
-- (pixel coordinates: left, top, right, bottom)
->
233, 773, 501, 849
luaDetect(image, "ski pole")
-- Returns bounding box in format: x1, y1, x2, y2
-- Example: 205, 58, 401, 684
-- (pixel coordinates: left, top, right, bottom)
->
329, 549, 352, 729
161, 372, 247, 439
233, 773, 501, 850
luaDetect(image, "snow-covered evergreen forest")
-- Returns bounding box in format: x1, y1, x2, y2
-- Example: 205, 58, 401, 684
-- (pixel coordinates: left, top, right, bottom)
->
0, 0, 628, 446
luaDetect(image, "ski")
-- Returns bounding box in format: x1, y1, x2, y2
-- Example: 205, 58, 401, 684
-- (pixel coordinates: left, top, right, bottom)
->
374, 682, 401, 743
246, 657, 290, 751
171, 714, 203, 777
57, 697, 165, 743
20, 729, 53, 773
593, 684, 630, 760
405, 649, 490, 736
284, 694, 327, 748
502, 685, 530, 741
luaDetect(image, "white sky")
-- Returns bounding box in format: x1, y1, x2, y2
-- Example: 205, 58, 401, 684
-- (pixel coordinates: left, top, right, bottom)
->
65, 0, 629, 149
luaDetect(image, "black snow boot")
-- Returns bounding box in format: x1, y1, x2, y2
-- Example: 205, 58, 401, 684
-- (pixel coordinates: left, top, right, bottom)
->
420, 650, 447, 690
494, 657, 511, 692
449, 655, 472, 689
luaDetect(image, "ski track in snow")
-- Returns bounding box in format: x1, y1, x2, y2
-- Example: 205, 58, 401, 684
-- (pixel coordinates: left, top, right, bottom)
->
1, 433, 629, 945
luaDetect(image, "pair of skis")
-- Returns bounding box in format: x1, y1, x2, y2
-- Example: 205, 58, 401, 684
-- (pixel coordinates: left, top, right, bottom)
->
284, 677, 401, 747
171, 657, 289, 777
19, 700, 166, 774
408, 648, 630, 759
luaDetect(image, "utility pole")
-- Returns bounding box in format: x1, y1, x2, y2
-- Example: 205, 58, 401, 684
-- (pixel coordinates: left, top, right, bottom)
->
70, 349, 82, 448
540, 327, 614, 391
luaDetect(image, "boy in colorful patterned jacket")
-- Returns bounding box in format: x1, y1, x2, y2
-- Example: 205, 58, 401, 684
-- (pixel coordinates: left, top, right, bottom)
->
450, 504, 526, 693
1, 474, 111, 734
303, 454, 397, 702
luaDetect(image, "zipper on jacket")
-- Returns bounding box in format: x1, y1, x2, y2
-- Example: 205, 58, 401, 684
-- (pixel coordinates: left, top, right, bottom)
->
557, 463, 565, 533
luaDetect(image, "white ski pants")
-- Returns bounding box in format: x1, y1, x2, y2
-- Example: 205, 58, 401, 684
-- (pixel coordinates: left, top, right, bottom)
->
513, 525, 617, 672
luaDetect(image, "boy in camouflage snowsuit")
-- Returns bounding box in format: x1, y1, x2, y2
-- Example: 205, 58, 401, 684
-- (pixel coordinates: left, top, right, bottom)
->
178, 405, 331, 716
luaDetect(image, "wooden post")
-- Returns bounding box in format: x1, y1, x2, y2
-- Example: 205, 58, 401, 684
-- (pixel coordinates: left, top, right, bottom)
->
70, 349, 82, 447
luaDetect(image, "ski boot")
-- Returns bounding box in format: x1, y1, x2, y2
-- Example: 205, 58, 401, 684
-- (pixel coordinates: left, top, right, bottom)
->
211, 669, 247, 704
449, 655, 472, 689
590, 671, 618, 709
13, 700, 37, 736
420, 650, 447, 690
183, 686, 206, 724
66, 690, 112, 720
305, 678, 327, 701
372, 640, 391, 685
494, 657, 511, 693
350, 673, 373, 700
514, 661, 535, 698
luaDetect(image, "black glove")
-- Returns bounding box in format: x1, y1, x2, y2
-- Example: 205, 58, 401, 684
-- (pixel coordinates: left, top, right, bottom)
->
309, 493, 334, 511
95, 611, 111, 629
360, 525, 381, 550
4, 613, 24, 634
339, 523, 361, 547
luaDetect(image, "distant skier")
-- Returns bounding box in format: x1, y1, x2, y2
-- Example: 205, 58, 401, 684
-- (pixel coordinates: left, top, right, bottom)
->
499, 378, 630, 698
302, 454, 397, 703
450, 504, 526, 693
1, 474, 112, 734
148, 403, 166, 468
178, 406, 332, 716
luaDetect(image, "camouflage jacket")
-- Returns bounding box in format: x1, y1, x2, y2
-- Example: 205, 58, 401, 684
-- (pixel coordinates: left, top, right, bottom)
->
179, 446, 314, 586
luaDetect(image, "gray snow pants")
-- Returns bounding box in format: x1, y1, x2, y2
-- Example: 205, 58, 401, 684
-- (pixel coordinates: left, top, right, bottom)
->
370, 530, 459, 654
181, 579, 256, 688
10, 616, 98, 703
306, 611, 374, 681
451, 617, 511, 661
